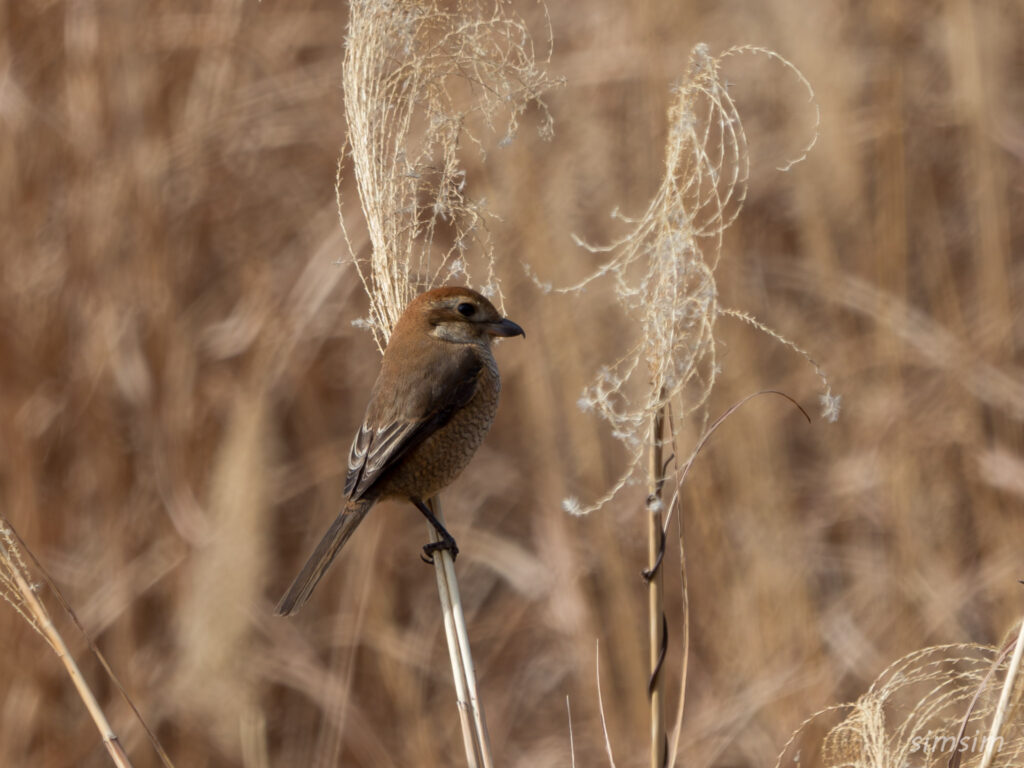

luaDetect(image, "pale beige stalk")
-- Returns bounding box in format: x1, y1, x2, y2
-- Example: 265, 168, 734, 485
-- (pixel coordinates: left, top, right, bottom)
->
978, 620, 1024, 768
0, 526, 133, 768
427, 498, 494, 768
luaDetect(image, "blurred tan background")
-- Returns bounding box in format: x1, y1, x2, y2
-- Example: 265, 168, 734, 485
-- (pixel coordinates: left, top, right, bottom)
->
1, 1, 1022, 766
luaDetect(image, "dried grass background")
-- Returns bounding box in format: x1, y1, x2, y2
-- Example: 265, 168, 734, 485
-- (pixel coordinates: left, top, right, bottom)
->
1, 2, 1022, 767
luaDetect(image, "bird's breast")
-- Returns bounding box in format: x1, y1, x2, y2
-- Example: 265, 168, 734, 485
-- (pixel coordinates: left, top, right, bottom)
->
378, 351, 500, 501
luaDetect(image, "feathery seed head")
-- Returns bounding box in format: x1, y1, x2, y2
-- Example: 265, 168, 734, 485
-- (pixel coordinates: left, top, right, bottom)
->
339, 0, 560, 347
777, 642, 1024, 768
528, 44, 834, 515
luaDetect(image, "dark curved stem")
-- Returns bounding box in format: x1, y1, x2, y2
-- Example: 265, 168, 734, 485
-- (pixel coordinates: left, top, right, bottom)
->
647, 402, 668, 768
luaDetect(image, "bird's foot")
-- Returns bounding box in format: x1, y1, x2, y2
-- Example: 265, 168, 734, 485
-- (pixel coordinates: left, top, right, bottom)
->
421, 535, 459, 564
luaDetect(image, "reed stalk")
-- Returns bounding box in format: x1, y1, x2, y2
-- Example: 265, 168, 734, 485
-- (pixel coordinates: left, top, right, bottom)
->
978, 619, 1024, 768
645, 405, 668, 768
426, 497, 495, 768
0, 522, 133, 768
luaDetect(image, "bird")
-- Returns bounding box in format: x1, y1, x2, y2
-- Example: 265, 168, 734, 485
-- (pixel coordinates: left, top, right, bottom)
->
275, 286, 524, 616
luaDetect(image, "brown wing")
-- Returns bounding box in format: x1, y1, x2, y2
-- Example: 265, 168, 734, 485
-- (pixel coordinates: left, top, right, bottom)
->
343, 354, 483, 500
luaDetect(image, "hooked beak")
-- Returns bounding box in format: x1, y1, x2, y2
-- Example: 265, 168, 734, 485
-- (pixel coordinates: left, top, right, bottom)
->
487, 317, 525, 339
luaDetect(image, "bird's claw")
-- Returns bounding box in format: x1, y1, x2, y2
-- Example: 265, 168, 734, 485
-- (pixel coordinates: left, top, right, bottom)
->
422, 537, 459, 564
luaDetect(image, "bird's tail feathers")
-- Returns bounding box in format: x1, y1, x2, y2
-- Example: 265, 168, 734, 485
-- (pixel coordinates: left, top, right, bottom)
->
274, 498, 374, 616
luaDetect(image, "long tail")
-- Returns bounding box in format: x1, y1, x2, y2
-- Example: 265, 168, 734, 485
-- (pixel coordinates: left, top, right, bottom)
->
275, 498, 374, 616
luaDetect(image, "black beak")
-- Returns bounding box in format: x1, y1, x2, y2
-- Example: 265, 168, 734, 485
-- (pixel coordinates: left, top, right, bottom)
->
487, 317, 525, 338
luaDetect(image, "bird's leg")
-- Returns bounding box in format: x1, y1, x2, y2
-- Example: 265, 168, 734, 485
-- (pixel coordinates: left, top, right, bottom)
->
411, 498, 459, 563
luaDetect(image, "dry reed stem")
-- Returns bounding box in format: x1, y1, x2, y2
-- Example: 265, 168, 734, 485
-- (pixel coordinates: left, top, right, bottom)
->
595, 640, 618, 768
978, 621, 1024, 768
947, 638, 1016, 768
666, 495, 691, 768
645, 405, 668, 768
428, 510, 479, 768
427, 497, 494, 768
6, 523, 177, 768
0, 522, 133, 768
566, 696, 576, 768
665, 400, 691, 768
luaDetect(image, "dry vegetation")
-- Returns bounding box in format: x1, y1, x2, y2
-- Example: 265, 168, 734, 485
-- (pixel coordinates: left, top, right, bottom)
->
1, 2, 1023, 767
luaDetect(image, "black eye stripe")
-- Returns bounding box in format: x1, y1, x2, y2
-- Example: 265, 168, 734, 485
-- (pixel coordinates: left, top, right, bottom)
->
456, 302, 475, 317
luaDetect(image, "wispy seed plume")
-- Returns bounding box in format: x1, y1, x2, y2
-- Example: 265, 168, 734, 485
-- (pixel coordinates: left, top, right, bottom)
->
339, 0, 561, 350
528, 44, 834, 516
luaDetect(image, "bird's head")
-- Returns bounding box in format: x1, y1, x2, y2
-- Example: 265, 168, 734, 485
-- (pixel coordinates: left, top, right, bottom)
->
405, 286, 525, 346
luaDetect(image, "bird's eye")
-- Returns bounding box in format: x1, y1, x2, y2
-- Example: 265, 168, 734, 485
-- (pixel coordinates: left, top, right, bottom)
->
456, 302, 475, 317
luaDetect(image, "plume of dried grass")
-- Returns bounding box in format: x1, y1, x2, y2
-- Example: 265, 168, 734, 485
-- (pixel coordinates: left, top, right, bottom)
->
776, 632, 1024, 768
546, 43, 833, 519
340, 0, 559, 350
0, 522, 134, 767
